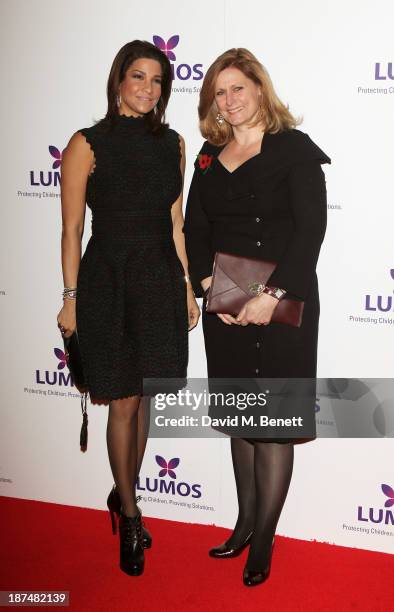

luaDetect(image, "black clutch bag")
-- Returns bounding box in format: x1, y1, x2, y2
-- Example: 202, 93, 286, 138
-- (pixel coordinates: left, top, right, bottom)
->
63, 331, 89, 452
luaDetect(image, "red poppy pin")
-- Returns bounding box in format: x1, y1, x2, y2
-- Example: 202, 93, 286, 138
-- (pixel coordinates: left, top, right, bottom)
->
197, 153, 214, 174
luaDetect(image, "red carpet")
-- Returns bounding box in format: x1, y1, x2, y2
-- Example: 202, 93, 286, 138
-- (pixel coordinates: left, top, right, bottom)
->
0, 496, 393, 611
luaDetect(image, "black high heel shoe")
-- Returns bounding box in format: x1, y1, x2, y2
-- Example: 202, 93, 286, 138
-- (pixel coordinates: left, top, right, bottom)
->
209, 531, 253, 558
119, 510, 144, 576
243, 537, 275, 587
107, 486, 152, 549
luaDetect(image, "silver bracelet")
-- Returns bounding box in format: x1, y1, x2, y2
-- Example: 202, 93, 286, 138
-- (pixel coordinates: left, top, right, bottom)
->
63, 287, 77, 299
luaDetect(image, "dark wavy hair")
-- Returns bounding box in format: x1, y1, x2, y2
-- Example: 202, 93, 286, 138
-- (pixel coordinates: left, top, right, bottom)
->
105, 40, 172, 132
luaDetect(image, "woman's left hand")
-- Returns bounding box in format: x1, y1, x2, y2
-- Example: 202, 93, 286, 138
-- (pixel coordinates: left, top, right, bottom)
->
187, 287, 200, 330
236, 293, 279, 326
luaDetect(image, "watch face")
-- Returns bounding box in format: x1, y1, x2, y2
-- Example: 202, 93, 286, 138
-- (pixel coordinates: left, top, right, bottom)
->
263, 286, 285, 299
273, 288, 285, 299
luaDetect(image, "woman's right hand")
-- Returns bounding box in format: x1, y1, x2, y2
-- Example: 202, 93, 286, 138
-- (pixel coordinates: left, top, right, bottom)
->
57, 300, 77, 338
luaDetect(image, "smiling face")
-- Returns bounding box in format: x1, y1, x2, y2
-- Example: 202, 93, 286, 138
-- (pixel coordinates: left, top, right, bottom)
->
214, 66, 262, 127
118, 57, 163, 117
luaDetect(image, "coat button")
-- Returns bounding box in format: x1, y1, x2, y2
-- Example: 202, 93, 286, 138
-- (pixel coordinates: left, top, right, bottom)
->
256, 217, 261, 222
256, 241, 262, 247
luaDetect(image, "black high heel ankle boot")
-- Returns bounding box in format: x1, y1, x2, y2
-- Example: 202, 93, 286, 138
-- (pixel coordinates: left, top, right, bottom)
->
119, 510, 144, 576
209, 531, 253, 558
243, 537, 275, 587
106, 486, 152, 548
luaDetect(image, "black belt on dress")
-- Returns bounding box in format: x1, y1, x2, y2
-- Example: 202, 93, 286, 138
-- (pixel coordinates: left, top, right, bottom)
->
91, 209, 173, 243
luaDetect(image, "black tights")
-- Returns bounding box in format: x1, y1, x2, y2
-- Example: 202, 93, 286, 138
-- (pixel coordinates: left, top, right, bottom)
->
227, 437, 294, 570
106, 396, 150, 517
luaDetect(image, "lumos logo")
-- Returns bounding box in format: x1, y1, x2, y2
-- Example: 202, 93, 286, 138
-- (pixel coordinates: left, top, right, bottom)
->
153, 35, 203, 81
137, 455, 202, 498
35, 347, 75, 386
358, 484, 394, 525
375, 63, 394, 80
365, 269, 394, 312
30, 146, 63, 187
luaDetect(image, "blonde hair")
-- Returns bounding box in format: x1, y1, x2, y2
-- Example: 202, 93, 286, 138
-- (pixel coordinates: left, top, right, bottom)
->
199, 48, 301, 145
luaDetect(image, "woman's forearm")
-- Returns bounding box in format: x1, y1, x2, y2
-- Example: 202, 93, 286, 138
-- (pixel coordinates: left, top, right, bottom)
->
61, 227, 82, 288
172, 216, 192, 285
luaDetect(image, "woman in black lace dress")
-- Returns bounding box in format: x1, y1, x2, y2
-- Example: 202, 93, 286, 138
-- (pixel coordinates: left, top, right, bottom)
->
57, 40, 199, 576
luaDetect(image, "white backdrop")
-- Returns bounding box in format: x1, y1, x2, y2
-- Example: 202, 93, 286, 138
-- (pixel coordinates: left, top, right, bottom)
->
1, 0, 393, 555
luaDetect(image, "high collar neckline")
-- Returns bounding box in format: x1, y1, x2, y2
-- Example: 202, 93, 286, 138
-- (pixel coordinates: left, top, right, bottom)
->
116, 113, 147, 129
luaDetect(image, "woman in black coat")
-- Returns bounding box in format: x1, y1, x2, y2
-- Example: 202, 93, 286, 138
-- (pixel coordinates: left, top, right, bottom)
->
184, 48, 330, 587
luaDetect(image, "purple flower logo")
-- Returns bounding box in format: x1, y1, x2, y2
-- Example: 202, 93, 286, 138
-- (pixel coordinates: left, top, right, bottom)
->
155, 455, 180, 479
382, 484, 394, 507
153, 35, 179, 61
49, 146, 63, 170
390, 269, 394, 281
54, 347, 68, 370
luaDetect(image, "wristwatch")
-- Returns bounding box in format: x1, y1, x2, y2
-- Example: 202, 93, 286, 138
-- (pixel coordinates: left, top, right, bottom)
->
261, 286, 287, 300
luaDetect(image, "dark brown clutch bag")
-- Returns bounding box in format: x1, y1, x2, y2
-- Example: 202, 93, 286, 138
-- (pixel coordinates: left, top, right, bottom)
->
205, 252, 304, 328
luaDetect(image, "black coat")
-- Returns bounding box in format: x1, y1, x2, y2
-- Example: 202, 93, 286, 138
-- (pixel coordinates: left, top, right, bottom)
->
184, 129, 330, 380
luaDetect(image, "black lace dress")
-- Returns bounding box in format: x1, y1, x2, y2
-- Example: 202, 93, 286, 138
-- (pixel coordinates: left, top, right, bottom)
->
76, 115, 188, 400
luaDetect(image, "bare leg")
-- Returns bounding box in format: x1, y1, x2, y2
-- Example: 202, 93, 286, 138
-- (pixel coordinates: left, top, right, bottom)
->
106, 395, 140, 517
